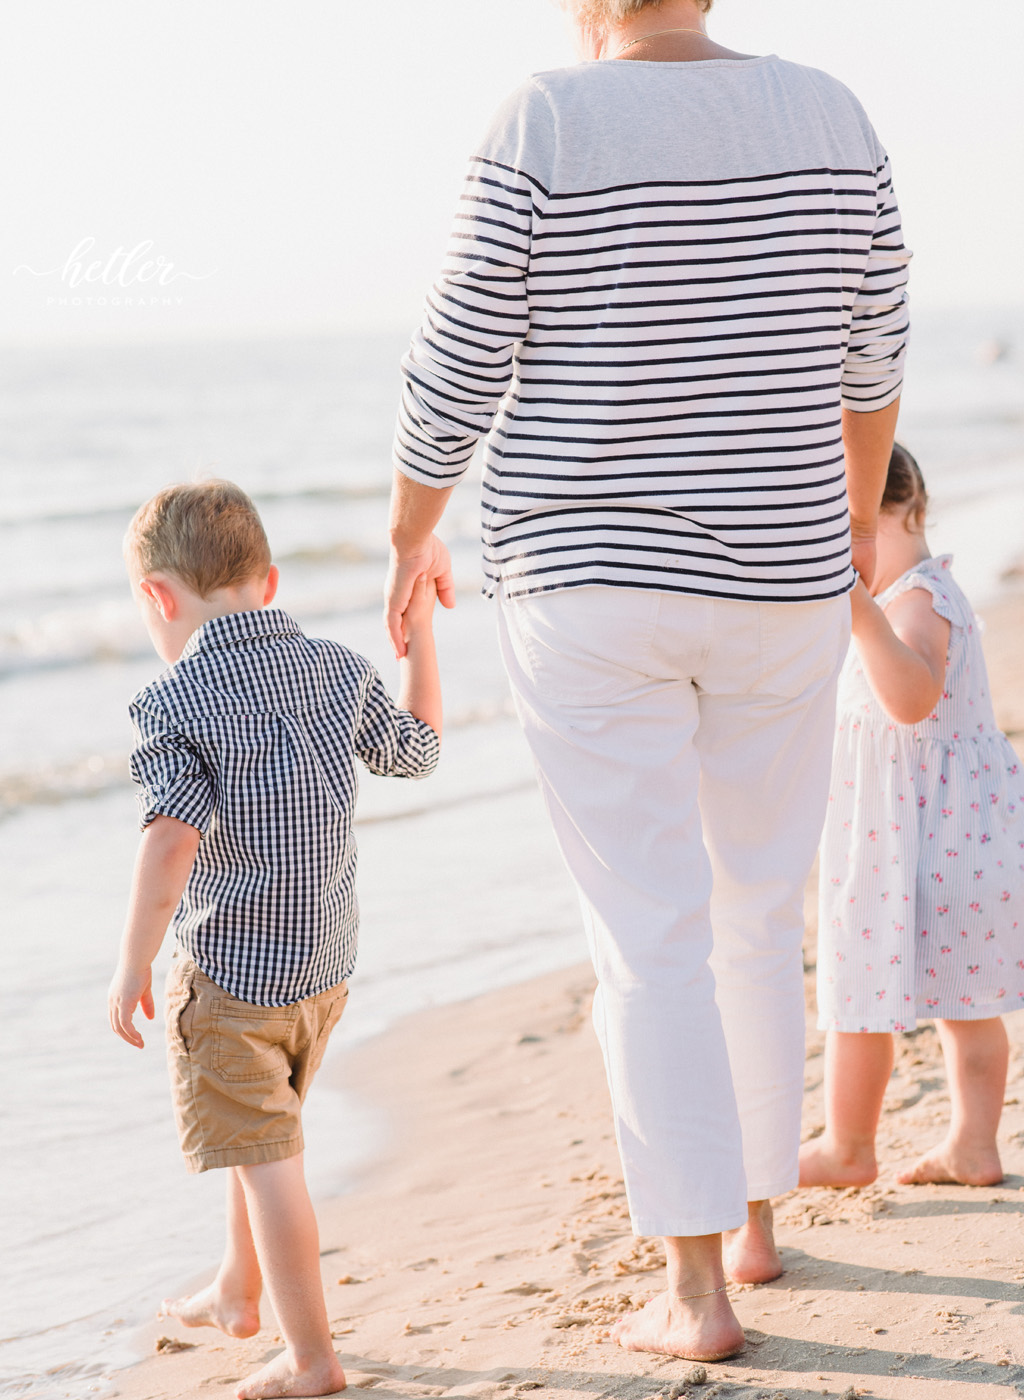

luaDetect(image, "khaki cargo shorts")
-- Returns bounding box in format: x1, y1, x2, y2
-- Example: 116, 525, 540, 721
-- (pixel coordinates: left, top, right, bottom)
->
165, 954, 348, 1174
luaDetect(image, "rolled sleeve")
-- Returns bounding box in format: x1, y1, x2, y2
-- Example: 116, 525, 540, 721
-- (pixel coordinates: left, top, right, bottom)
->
129, 701, 215, 833
841, 154, 912, 412
392, 80, 553, 489
355, 671, 440, 780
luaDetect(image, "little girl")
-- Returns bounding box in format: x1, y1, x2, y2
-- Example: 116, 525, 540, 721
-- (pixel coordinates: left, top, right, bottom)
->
800, 444, 1024, 1190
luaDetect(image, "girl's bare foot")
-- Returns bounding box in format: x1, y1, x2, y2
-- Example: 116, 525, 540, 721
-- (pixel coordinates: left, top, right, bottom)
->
798, 1135, 877, 1189
160, 1282, 261, 1339
897, 1138, 1003, 1187
723, 1199, 782, 1284
611, 1289, 745, 1360
236, 1348, 346, 1400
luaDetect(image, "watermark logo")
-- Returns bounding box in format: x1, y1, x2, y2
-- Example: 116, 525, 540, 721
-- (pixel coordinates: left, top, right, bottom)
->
13, 236, 214, 308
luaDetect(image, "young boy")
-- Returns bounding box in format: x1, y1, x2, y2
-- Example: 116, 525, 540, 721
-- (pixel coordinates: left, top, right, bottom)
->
108, 480, 441, 1400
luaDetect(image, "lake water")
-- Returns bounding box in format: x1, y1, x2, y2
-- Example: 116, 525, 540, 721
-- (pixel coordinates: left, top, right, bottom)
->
2, 310, 1022, 1397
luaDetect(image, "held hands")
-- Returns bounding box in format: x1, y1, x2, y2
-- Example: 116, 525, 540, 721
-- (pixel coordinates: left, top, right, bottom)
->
848, 573, 877, 637
402, 572, 438, 647
849, 527, 877, 593
109, 962, 155, 1049
385, 534, 455, 659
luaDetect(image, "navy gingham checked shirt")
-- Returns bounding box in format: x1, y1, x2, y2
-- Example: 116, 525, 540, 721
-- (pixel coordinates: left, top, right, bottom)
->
129, 608, 439, 1006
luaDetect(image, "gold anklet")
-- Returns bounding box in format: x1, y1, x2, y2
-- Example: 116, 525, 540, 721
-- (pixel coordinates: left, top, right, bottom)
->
674, 1284, 729, 1301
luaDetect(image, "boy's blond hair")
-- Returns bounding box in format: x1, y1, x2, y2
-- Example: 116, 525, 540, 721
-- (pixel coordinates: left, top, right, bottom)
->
125, 480, 271, 598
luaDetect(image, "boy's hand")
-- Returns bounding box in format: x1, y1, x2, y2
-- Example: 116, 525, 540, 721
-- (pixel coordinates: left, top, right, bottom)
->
109, 962, 155, 1048
401, 573, 437, 646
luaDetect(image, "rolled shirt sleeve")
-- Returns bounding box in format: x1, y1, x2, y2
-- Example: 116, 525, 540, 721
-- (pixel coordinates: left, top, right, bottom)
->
129, 700, 215, 833
355, 669, 440, 780
841, 153, 912, 412
392, 81, 554, 488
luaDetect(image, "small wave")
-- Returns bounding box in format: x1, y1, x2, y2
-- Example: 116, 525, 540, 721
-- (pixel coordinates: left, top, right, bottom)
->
0, 755, 131, 820
0, 481, 392, 531
0, 578, 484, 684
0, 703, 517, 819
0, 601, 152, 681
277, 539, 379, 567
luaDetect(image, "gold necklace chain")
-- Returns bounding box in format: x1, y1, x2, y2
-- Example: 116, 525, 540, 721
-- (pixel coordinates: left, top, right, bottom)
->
614, 26, 708, 57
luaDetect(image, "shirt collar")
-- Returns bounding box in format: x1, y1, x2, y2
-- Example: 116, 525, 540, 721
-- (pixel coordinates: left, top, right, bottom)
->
180, 608, 303, 661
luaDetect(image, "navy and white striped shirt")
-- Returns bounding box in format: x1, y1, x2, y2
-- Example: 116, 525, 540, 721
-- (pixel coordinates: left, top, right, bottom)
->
394, 55, 911, 603
129, 609, 439, 1006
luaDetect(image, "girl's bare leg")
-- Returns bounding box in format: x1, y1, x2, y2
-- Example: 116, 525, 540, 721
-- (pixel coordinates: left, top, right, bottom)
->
898, 1018, 1007, 1186
612, 1233, 745, 1360
798, 1031, 894, 1187
233, 1154, 346, 1400
161, 1167, 262, 1337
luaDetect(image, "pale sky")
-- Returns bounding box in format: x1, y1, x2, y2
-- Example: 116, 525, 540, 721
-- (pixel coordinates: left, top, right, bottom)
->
3, 0, 1022, 344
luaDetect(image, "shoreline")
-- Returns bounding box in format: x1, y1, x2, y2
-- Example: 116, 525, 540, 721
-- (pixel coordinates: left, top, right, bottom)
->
67, 589, 1024, 1400
102, 958, 1024, 1400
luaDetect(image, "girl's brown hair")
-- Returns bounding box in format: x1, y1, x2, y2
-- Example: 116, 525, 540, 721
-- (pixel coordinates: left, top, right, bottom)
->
880, 443, 928, 530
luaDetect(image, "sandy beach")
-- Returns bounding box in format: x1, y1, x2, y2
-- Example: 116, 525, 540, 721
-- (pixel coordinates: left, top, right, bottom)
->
80, 591, 1024, 1400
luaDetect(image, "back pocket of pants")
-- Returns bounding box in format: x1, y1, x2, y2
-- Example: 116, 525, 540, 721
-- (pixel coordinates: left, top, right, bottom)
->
211, 1000, 298, 1083
506, 586, 661, 708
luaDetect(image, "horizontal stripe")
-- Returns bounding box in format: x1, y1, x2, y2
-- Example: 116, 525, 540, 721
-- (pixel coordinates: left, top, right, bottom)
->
395, 62, 910, 603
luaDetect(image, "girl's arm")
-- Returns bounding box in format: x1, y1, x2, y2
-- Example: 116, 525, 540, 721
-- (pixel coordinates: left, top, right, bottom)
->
851, 577, 951, 725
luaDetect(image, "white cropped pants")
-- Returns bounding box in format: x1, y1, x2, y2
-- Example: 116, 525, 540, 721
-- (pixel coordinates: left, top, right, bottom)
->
498, 585, 850, 1237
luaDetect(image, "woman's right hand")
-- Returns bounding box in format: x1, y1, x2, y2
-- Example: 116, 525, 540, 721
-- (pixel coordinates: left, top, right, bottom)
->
385, 533, 455, 658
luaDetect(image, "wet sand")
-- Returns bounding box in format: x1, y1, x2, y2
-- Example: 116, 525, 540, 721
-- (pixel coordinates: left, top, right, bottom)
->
92, 595, 1024, 1400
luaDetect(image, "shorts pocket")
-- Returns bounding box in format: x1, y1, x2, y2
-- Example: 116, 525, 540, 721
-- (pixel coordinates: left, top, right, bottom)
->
307, 985, 348, 1079
211, 999, 299, 1084
165, 958, 197, 1055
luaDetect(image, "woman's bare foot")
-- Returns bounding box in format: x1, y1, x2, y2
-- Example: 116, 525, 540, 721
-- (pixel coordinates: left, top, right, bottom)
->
723, 1199, 782, 1285
798, 1135, 877, 1189
236, 1348, 346, 1400
160, 1282, 261, 1339
897, 1138, 1003, 1187
611, 1289, 745, 1360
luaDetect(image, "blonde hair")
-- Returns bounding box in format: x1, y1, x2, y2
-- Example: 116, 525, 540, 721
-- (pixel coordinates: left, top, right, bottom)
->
562, 0, 713, 24
125, 479, 271, 598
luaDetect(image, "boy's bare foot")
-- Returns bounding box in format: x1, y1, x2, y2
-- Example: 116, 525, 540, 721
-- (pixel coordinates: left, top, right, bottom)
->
611, 1289, 745, 1360
236, 1349, 346, 1399
897, 1139, 1003, 1187
798, 1136, 877, 1189
160, 1282, 261, 1339
723, 1199, 782, 1284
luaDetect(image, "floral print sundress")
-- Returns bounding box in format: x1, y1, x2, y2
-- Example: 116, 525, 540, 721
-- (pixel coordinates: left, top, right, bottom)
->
818, 555, 1024, 1032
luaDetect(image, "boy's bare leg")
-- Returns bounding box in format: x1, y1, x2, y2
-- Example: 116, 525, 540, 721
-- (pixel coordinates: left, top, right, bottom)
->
898, 1018, 1007, 1186
723, 1199, 782, 1283
161, 1167, 262, 1338
798, 1031, 893, 1187
611, 1234, 745, 1360
234, 1154, 346, 1400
